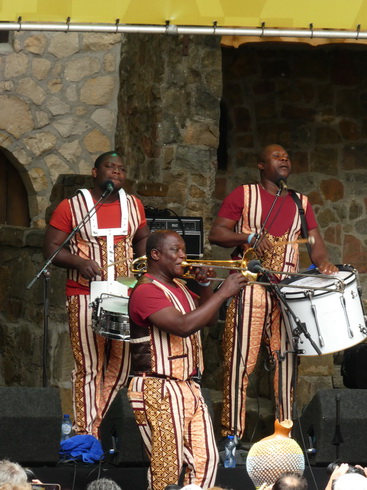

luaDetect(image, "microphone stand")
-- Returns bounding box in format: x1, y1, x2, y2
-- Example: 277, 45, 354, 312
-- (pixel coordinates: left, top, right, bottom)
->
253, 183, 284, 250
233, 288, 244, 445
250, 266, 322, 435
26, 186, 114, 387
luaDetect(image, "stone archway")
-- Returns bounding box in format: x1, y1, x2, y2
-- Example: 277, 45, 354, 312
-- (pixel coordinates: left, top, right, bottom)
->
0, 149, 30, 226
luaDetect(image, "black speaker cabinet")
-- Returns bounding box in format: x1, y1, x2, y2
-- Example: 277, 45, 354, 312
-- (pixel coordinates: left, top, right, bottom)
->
100, 386, 214, 466
0, 387, 62, 464
147, 217, 203, 258
100, 388, 148, 466
296, 389, 367, 465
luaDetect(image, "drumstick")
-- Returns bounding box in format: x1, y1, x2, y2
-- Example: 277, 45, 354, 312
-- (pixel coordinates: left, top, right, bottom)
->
274, 236, 315, 247
99, 258, 129, 270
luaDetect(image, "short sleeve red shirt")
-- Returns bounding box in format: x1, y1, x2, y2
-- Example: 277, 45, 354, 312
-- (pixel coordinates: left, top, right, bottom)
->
217, 185, 317, 236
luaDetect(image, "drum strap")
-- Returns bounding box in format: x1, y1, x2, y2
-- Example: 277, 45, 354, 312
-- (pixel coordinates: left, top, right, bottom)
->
289, 190, 312, 258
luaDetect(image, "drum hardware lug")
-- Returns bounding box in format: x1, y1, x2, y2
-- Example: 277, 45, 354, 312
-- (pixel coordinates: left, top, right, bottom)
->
307, 291, 325, 348
340, 295, 354, 338
303, 289, 314, 299
351, 290, 357, 299
292, 325, 302, 339
359, 324, 367, 336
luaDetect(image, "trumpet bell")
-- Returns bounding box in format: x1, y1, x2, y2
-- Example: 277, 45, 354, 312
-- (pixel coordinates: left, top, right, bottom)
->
131, 255, 148, 274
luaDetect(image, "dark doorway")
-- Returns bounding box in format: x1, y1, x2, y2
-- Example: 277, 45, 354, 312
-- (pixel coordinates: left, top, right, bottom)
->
0, 151, 30, 226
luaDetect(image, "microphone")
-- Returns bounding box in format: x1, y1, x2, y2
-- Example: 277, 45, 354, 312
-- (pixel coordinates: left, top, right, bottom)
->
277, 179, 288, 191
247, 259, 265, 274
102, 179, 115, 196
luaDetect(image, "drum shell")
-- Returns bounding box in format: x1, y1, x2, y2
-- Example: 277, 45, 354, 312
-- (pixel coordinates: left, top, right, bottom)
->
280, 265, 367, 356
92, 296, 130, 341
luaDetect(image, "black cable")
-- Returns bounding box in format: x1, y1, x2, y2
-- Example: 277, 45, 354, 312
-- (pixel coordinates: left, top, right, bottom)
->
146, 207, 187, 239
71, 461, 77, 490
233, 288, 243, 441
253, 185, 284, 250
294, 413, 320, 490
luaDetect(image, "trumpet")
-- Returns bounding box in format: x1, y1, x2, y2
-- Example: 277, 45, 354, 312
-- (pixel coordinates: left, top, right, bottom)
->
130, 248, 259, 281
129, 237, 316, 281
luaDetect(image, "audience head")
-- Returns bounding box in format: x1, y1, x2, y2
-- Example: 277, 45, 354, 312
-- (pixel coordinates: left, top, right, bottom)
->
23, 468, 37, 483
333, 473, 367, 490
0, 460, 28, 486
87, 478, 122, 490
272, 471, 307, 490
327, 461, 365, 477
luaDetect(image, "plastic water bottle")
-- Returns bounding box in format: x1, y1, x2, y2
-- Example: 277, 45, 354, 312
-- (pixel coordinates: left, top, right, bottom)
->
61, 414, 73, 441
224, 435, 236, 468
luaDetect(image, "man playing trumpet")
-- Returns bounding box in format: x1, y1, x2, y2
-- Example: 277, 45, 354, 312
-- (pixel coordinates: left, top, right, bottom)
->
208, 144, 338, 446
127, 230, 248, 490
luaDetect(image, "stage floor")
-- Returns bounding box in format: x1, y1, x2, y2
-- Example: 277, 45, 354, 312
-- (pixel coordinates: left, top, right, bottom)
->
30, 462, 330, 490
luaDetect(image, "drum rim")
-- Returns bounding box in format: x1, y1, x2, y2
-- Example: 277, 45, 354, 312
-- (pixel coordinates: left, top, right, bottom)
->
99, 296, 129, 314
279, 264, 355, 298
297, 338, 366, 356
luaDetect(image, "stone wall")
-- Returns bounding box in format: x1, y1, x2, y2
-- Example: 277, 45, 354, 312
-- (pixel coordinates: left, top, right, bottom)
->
215, 43, 367, 284
0, 30, 122, 227
116, 34, 223, 241
213, 42, 367, 415
0, 30, 123, 415
0, 32, 224, 418
1, 34, 367, 437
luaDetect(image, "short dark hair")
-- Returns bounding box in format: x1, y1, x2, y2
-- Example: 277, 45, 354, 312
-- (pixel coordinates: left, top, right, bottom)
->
94, 151, 122, 169
273, 471, 307, 490
146, 230, 180, 258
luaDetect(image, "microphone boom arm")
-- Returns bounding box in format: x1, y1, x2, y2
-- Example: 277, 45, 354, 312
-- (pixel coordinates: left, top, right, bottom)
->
27, 186, 113, 290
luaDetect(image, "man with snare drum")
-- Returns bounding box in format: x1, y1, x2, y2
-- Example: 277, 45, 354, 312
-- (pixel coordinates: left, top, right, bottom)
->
209, 144, 338, 446
43, 151, 150, 438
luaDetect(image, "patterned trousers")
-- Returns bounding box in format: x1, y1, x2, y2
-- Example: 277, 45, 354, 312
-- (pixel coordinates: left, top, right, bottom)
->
220, 283, 294, 439
67, 294, 131, 437
128, 376, 219, 490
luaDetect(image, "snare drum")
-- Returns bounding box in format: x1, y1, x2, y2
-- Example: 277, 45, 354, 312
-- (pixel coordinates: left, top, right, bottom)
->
91, 294, 130, 341
279, 265, 367, 356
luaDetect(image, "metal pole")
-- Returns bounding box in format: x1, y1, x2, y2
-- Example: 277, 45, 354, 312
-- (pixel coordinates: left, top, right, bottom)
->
0, 21, 366, 40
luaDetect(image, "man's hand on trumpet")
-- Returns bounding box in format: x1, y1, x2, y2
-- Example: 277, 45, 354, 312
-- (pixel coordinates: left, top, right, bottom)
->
188, 265, 248, 297
251, 233, 273, 256
190, 265, 217, 284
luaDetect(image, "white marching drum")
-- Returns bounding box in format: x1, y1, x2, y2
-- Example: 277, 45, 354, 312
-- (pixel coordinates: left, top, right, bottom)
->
279, 265, 367, 356
91, 294, 130, 341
